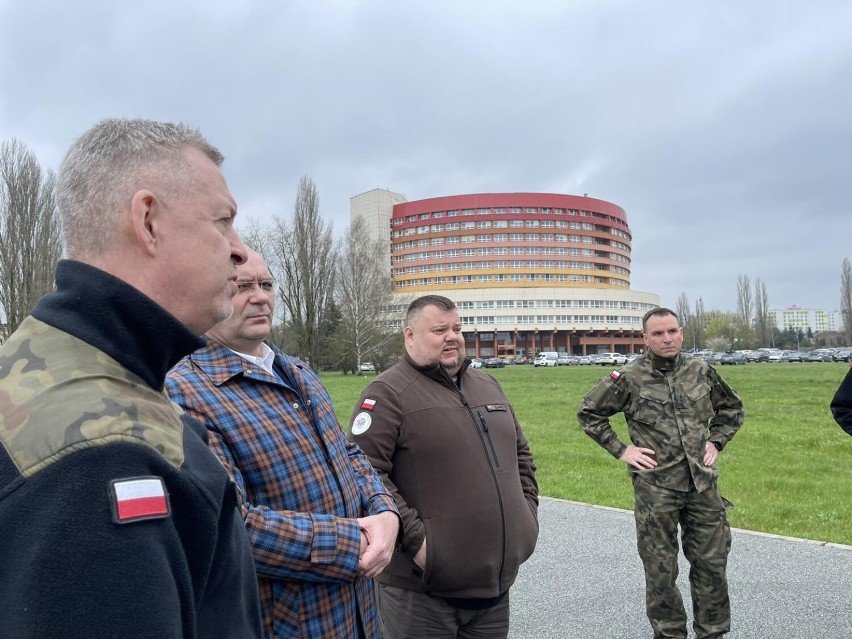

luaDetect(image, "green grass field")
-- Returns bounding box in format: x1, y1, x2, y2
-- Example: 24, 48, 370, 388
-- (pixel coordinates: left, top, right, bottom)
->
320, 362, 852, 545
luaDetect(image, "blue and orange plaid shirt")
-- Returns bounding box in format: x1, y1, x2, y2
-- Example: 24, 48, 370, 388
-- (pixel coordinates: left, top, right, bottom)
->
166, 338, 398, 638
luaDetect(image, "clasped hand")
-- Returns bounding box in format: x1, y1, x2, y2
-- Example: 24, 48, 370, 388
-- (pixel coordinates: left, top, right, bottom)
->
357, 511, 399, 577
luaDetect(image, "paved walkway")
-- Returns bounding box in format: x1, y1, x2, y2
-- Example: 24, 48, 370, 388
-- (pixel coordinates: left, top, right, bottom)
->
509, 497, 852, 638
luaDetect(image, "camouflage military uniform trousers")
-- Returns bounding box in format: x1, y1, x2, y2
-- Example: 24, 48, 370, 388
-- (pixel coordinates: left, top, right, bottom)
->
632, 475, 732, 639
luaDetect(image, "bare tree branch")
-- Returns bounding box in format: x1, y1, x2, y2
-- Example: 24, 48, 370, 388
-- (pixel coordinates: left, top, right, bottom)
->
841, 258, 852, 345
268, 176, 335, 368
693, 297, 706, 349
335, 216, 395, 372
0, 139, 62, 339
754, 277, 771, 347
677, 292, 695, 350
736, 274, 753, 326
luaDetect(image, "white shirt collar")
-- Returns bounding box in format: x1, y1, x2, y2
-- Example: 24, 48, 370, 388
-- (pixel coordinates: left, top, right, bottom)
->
230, 341, 276, 376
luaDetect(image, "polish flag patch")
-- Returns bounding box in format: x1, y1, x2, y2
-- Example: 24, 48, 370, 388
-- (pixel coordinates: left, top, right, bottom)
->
610, 370, 621, 380
361, 398, 377, 411
110, 477, 171, 524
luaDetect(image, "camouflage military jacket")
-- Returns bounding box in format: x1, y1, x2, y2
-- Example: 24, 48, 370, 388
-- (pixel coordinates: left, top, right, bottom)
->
577, 351, 743, 492
0, 259, 261, 638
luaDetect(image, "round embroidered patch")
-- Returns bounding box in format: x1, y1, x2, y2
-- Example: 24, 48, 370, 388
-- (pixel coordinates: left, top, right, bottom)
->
351, 411, 372, 435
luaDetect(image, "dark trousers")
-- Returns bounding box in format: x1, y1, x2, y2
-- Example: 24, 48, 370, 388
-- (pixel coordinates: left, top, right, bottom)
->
632, 476, 732, 639
378, 584, 510, 639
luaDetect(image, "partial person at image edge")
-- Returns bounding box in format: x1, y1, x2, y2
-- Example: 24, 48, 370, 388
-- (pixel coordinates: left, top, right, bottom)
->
830, 365, 852, 436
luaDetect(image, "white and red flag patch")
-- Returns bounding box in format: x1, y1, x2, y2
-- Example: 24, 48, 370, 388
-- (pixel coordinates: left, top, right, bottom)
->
361, 398, 377, 411
110, 477, 170, 524
610, 370, 621, 380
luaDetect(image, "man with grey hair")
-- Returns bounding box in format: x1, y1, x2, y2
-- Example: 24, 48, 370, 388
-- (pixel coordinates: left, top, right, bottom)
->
0, 118, 262, 637
348, 294, 539, 638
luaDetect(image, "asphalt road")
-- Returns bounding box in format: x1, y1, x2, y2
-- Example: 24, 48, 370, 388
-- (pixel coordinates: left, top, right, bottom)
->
509, 497, 852, 639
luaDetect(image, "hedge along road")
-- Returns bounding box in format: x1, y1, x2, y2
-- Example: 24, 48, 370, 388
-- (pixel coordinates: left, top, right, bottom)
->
508, 497, 852, 639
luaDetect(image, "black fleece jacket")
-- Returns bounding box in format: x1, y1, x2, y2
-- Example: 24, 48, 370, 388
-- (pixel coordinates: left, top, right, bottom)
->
0, 260, 262, 638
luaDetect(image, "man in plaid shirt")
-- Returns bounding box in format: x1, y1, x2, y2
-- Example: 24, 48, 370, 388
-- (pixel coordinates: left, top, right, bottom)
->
166, 250, 400, 639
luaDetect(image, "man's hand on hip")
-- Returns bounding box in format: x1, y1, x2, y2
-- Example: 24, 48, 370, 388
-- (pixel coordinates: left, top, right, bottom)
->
703, 441, 719, 466
619, 445, 657, 470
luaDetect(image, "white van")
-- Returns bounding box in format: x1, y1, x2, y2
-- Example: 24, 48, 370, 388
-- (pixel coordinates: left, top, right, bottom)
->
534, 352, 559, 367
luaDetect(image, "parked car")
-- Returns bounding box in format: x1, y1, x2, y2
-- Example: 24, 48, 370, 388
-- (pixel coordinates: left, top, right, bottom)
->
805, 351, 830, 362
719, 351, 747, 365
780, 350, 804, 362
469, 358, 483, 369
359, 362, 375, 372
625, 353, 641, 363
767, 350, 784, 363
513, 355, 530, 365
577, 355, 592, 365
534, 352, 559, 367
558, 355, 580, 366
483, 358, 506, 368
746, 351, 770, 363
705, 352, 724, 364
813, 349, 838, 362
836, 348, 852, 362
597, 352, 627, 366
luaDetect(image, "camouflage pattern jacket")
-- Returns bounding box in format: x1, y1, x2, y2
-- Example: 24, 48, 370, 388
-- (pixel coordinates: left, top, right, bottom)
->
578, 351, 744, 493
0, 260, 262, 638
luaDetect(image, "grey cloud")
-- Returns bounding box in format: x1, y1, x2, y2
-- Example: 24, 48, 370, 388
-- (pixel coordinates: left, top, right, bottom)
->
1, 0, 850, 312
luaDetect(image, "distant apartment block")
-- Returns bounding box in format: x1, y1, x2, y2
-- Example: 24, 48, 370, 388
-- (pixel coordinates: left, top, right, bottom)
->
351, 189, 660, 357
768, 306, 844, 334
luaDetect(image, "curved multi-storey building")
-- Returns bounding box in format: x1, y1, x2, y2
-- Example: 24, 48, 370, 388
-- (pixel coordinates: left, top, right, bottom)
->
351, 189, 660, 358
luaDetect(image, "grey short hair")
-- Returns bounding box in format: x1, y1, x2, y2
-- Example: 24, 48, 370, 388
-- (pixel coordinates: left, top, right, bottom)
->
405, 294, 457, 327
56, 118, 224, 259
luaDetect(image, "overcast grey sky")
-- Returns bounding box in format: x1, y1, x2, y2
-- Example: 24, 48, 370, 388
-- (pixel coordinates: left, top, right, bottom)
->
2, 0, 850, 312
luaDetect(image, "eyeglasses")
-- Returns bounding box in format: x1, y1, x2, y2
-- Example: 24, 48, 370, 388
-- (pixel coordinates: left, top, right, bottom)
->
235, 279, 276, 294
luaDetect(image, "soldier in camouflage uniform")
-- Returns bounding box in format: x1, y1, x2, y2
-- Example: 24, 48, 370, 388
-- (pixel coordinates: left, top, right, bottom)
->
577, 308, 743, 639
0, 119, 262, 637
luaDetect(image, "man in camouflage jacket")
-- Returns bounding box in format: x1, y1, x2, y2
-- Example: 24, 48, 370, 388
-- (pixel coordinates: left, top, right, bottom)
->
578, 308, 743, 639
0, 119, 261, 637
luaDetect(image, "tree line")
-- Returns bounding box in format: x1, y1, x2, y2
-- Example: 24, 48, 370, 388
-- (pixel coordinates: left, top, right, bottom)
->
677, 268, 852, 352
2, 137, 851, 357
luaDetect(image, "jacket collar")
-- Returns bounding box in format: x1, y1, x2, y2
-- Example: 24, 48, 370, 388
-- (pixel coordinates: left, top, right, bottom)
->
188, 336, 301, 389
188, 337, 263, 386
30, 259, 203, 390
646, 349, 681, 372
402, 351, 471, 389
